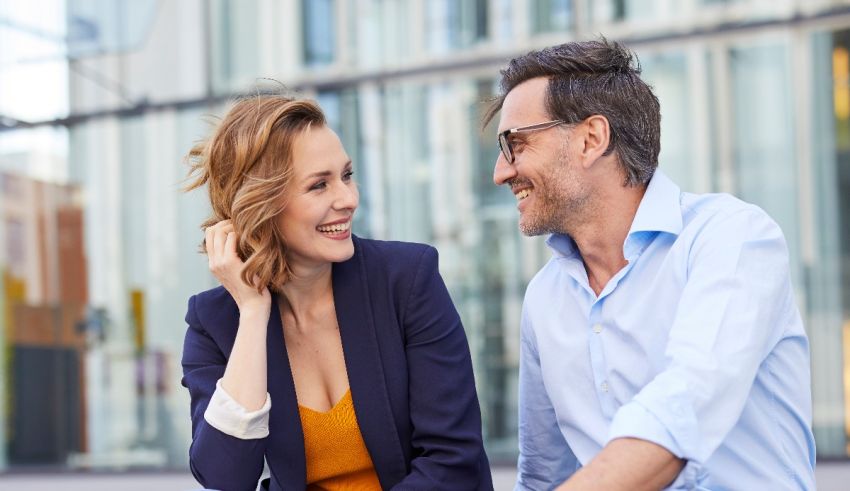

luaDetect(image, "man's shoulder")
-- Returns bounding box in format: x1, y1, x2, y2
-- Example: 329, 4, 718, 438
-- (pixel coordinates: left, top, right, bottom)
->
525, 256, 564, 298
680, 191, 778, 234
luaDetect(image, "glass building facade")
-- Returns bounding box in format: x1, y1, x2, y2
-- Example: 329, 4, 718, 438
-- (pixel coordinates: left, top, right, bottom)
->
2, 0, 850, 471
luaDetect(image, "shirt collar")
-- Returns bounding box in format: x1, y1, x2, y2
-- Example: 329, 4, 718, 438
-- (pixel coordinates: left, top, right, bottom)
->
546, 233, 578, 259
545, 169, 682, 259
628, 169, 683, 238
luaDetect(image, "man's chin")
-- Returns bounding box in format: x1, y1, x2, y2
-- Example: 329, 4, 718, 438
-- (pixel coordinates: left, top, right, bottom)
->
518, 219, 547, 237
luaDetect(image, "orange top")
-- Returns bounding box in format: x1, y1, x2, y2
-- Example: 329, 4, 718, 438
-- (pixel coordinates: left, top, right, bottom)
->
298, 389, 382, 490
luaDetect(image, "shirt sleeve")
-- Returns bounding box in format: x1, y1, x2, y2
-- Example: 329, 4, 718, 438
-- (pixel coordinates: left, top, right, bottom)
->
204, 378, 271, 439
516, 302, 579, 490
607, 207, 797, 477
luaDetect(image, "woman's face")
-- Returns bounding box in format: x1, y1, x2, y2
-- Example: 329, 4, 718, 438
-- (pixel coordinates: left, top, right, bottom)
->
278, 124, 359, 271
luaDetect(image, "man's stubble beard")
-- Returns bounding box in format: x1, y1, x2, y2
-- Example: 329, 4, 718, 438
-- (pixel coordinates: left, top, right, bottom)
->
519, 144, 592, 237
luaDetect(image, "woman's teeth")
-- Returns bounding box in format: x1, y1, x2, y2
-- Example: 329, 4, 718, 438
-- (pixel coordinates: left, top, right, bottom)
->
317, 221, 350, 233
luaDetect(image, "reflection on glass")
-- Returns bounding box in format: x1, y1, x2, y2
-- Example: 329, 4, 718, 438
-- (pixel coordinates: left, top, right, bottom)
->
809, 29, 850, 457
530, 0, 573, 33
640, 52, 693, 190
302, 0, 336, 66
382, 84, 432, 244
319, 90, 369, 237
729, 44, 801, 282
0, 173, 87, 466
591, 0, 627, 23
472, 80, 507, 207
65, 0, 159, 57
211, 0, 260, 92
427, 0, 488, 53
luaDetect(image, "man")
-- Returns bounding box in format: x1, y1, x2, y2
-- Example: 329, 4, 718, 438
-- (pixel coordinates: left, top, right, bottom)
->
487, 39, 816, 490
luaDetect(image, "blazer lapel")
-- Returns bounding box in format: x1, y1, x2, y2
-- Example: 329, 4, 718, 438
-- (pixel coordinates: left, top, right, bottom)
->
265, 295, 306, 489
333, 242, 408, 487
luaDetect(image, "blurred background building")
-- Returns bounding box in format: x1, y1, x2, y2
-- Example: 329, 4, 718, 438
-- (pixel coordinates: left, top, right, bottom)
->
1, 0, 850, 477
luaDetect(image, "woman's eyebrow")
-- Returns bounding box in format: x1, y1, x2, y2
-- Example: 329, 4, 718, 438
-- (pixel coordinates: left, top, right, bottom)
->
304, 170, 332, 180
301, 161, 352, 181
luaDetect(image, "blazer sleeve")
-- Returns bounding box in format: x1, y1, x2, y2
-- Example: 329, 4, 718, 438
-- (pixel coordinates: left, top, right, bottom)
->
392, 247, 491, 490
181, 294, 266, 491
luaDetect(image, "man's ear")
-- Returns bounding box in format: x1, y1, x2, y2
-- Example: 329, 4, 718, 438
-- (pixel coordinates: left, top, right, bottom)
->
579, 115, 611, 169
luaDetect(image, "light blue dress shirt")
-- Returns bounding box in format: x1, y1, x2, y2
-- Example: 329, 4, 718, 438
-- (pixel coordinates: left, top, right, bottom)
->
516, 170, 816, 490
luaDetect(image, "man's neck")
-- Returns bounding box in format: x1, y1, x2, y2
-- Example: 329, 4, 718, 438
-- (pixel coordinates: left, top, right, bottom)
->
570, 183, 646, 296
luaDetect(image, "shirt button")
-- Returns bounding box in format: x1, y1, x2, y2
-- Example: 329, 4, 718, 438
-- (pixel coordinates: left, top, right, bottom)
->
592, 323, 603, 334
601, 382, 609, 392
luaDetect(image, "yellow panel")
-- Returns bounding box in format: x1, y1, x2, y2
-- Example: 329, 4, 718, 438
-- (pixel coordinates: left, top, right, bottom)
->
130, 289, 145, 352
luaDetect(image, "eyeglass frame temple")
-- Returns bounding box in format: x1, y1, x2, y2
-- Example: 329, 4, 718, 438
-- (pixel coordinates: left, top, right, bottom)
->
498, 119, 566, 163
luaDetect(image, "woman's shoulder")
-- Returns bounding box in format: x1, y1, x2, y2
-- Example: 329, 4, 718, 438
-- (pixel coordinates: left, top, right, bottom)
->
185, 285, 239, 330
353, 236, 438, 272
354, 235, 433, 255
191, 284, 236, 308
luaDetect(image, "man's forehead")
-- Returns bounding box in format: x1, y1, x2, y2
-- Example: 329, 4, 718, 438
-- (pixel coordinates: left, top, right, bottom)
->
498, 77, 550, 130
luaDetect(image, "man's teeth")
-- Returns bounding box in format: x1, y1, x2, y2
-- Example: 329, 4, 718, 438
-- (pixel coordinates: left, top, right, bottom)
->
317, 221, 351, 233
516, 189, 531, 201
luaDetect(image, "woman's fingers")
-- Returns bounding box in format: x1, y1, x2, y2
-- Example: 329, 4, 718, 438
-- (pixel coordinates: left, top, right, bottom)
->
204, 225, 215, 263
203, 221, 268, 310
206, 220, 239, 274
213, 224, 229, 257
224, 231, 237, 259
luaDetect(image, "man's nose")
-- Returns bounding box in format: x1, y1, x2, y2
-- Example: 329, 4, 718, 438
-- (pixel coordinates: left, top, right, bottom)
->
493, 155, 517, 186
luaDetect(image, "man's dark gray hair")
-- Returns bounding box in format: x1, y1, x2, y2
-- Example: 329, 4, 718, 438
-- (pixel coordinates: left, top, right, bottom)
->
485, 39, 661, 186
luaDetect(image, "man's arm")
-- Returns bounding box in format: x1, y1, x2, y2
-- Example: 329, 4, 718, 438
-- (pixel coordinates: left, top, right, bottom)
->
561, 206, 796, 490
516, 303, 579, 490
555, 438, 683, 491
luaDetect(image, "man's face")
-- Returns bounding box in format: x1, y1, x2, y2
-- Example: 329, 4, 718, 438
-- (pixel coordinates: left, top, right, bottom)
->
493, 77, 590, 236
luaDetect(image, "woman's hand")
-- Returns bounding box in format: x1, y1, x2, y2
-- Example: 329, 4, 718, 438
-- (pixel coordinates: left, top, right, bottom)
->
205, 220, 271, 313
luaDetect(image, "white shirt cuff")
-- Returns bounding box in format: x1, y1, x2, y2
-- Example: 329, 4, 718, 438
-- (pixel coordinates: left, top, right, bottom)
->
203, 378, 271, 439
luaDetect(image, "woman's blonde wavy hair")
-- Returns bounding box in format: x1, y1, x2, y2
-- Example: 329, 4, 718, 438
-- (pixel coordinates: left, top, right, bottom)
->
184, 95, 326, 292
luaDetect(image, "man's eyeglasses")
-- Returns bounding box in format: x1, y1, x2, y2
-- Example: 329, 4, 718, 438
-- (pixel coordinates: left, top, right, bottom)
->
498, 119, 567, 164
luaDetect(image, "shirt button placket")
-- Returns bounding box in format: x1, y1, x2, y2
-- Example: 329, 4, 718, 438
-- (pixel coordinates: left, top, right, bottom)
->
588, 302, 614, 416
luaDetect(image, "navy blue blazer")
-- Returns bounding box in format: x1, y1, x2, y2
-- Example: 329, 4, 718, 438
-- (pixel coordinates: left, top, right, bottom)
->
181, 236, 493, 490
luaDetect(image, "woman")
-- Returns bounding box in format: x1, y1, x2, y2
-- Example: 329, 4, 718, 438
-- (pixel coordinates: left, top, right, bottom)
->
180, 95, 493, 490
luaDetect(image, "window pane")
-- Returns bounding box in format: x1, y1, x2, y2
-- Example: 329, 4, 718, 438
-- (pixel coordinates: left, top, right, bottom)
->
427, 0, 488, 53
808, 29, 850, 458
729, 43, 801, 283
303, 0, 336, 66
640, 52, 694, 190
211, 0, 260, 92
530, 0, 573, 33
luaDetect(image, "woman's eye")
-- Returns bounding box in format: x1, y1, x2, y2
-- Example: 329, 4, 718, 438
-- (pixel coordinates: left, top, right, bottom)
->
343, 170, 354, 181
309, 181, 327, 191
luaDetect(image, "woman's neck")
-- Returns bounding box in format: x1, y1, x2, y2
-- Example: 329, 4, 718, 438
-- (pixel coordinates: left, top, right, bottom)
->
278, 262, 334, 329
